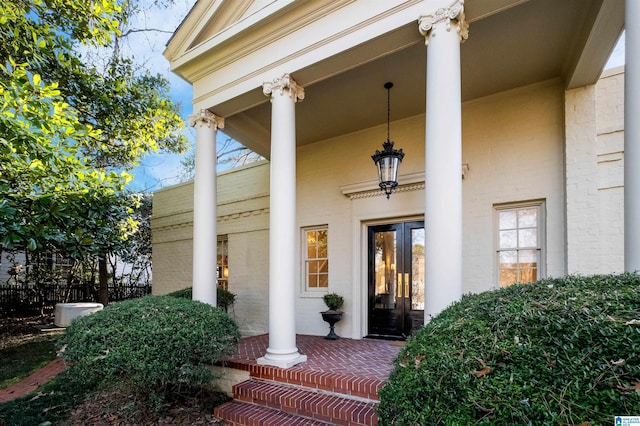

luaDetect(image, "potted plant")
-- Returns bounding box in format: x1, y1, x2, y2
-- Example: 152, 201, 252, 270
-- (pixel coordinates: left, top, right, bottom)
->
321, 292, 344, 340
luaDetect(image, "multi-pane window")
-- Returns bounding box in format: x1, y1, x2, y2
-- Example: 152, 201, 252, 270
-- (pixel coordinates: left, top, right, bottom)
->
496, 202, 544, 287
217, 236, 229, 290
304, 227, 328, 290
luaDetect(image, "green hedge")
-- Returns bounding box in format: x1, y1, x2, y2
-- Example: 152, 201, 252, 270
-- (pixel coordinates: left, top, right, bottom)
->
167, 286, 236, 311
378, 273, 640, 425
58, 295, 240, 408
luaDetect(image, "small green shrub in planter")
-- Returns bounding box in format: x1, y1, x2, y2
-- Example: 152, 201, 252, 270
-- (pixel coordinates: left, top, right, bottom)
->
58, 295, 240, 409
378, 273, 640, 425
323, 293, 344, 312
167, 287, 236, 312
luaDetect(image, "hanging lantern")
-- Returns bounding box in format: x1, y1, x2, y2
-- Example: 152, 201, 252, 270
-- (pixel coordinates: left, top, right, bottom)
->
371, 82, 404, 199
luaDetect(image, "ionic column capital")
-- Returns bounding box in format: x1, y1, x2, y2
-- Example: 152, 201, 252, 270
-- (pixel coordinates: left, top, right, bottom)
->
263, 74, 305, 102
189, 109, 225, 129
418, 0, 469, 45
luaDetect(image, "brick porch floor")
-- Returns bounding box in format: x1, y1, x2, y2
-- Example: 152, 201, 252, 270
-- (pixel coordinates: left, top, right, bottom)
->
223, 334, 402, 384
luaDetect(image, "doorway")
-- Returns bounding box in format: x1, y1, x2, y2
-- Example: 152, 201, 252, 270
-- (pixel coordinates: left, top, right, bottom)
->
367, 221, 425, 339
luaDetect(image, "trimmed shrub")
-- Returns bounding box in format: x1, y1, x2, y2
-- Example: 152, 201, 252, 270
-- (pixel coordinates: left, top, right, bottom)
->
378, 273, 640, 425
167, 287, 236, 311
323, 292, 344, 311
58, 295, 240, 408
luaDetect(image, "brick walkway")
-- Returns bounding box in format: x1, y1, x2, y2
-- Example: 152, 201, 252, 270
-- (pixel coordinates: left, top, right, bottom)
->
0, 358, 67, 403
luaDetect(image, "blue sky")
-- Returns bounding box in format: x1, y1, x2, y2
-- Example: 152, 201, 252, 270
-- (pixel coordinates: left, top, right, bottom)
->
125, 3, 626, 193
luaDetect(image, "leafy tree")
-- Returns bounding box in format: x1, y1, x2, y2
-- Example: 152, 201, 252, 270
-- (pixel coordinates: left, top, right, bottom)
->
0, 0, 188, 305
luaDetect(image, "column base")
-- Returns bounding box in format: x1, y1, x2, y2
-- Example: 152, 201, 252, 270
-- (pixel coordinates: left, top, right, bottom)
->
257, 350, 307, 369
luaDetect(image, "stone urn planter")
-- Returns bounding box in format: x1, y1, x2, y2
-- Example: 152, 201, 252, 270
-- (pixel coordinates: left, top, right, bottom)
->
321, 293, 344, 340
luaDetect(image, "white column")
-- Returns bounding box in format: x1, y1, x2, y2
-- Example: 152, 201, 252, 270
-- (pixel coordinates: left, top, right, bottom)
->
257, 74, 307, 368
419, 0, 468, 319
189, 109, 224, 306
625, 0, 640, 272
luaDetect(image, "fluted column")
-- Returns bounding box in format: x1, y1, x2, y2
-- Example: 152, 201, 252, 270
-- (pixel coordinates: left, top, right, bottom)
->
419, 0, 468, 319
626, 0, 640, 272
258, 74, 307, 368
189, 109, 224, 306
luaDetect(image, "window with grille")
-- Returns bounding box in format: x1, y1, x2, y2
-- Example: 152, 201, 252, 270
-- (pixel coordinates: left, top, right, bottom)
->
217, 236, 229, 290
495, 201, 545, 287
303, 226, 328, 291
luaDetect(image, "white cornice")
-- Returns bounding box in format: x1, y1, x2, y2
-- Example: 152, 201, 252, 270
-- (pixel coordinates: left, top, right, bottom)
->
340, 164, 469, 200
340, 171, 425, 200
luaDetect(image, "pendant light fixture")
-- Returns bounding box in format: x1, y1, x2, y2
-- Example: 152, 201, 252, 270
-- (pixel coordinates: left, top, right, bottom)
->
371, 82, 405, 199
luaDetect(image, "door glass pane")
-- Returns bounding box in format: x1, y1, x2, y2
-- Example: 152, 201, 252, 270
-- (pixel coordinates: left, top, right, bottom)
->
411, 228, 425, 310
374, 231, 396, 309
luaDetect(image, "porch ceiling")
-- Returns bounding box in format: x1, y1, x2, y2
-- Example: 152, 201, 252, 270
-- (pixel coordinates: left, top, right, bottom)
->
213, 0, 623, 158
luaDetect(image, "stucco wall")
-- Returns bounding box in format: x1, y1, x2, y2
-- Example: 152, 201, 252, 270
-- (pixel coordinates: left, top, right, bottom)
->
152, 72, 625, 339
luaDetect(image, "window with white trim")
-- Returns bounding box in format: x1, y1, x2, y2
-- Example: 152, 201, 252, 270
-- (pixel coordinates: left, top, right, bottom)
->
303, 226, 328, 291
217, 236, 229, 290
495, 201, 545, 287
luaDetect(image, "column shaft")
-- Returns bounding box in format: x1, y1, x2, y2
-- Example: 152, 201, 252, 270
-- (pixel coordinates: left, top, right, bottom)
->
190, 110, 223, 306
420, 1, 468, 319
625, 0, 640, 272
258, 75, 307, 368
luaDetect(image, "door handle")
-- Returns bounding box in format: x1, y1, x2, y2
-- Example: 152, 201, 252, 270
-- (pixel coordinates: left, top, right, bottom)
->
404, 273, 409, 300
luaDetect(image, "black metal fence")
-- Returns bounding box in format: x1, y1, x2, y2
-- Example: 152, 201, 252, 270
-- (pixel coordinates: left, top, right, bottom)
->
0, 284, 152, 317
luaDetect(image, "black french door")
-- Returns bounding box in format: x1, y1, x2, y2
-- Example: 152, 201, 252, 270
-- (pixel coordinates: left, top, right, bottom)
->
367, 221, 425, 339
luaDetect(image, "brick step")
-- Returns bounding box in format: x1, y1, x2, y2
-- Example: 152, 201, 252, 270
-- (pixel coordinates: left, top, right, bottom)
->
229, 379, 378, 426
230, 362, 384, 401
214, 400, 333, 426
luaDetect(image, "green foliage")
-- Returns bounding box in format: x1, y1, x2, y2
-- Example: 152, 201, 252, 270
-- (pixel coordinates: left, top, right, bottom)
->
58, 295, 240, 408
167, 286, 237, 312
0, 59, 134, 257
0, 369, 97, 426
378, 273, 640, 425
323, 292, 344, 311
0, 334, 57, 389
0, 0, 187, 266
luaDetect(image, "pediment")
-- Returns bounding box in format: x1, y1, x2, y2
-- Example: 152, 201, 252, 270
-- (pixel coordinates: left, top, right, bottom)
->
164, 0, 277, 63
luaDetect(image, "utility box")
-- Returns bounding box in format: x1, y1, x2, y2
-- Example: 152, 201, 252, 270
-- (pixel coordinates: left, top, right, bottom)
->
54, 303, 104, 327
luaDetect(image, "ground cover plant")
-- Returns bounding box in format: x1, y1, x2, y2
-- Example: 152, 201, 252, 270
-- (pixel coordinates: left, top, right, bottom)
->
378, 273, 640, 425
0, 369, 97, 426
0, 316, 58, 389
58, 295, 241, 410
